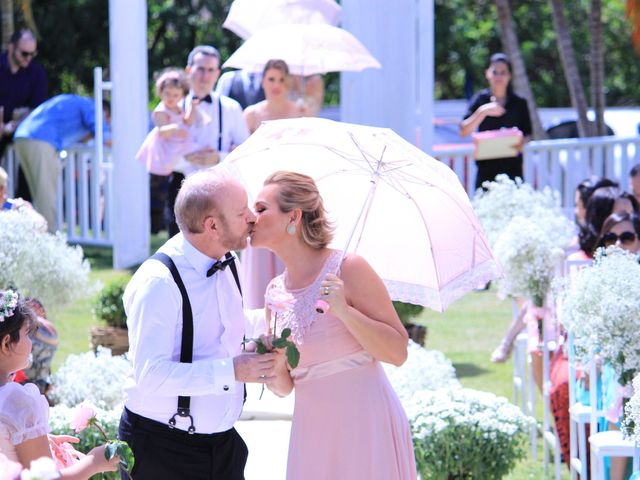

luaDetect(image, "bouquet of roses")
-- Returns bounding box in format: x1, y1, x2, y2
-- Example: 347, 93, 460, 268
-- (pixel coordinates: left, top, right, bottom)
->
251, 286, 300, 369
559, 247, 640, 386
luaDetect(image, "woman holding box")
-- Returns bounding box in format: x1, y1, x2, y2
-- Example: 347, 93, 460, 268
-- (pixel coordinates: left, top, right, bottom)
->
459, 53, 532, 189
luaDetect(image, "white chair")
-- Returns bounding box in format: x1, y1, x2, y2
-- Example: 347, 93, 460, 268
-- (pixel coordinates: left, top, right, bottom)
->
588, 357, 636, 480
562, 258, 593, 479
510, 299, 537, 459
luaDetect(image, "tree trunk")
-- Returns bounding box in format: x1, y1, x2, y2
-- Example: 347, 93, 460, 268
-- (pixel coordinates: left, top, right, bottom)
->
590, 0, 606, 136
1, 0, 13, 51
495, 0, 547, 140
549, 0, 593, 137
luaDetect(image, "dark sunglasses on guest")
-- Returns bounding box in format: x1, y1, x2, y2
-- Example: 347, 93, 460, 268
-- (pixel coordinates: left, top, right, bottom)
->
19, 49, 37, 59
602, 231, 637, 246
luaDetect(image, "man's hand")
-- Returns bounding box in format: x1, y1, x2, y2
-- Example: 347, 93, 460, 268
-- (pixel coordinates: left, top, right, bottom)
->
185, 148, 220, 166
233, 352, 277, 383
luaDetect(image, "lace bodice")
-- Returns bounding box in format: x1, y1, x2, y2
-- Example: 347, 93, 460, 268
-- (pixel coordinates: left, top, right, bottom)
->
269, 250, 342, 345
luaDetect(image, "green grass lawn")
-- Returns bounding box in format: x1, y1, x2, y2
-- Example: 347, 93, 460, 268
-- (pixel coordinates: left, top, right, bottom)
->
52, 236, 569, 478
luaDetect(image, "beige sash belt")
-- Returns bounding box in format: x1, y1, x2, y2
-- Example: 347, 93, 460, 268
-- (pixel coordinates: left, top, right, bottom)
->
291, 350, 374, 384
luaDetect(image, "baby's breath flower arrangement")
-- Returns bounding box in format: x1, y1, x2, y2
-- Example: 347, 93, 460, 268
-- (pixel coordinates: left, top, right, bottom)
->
405, 388, 535, 479
473, 176, 574, 306
0, 210, 94, 311
492, 216, 568, 306
623, 373, 640, 441
383, 341, 460, 407
50, 347, 131, 410
559, 247, 640, 387
472, 175, 567, 246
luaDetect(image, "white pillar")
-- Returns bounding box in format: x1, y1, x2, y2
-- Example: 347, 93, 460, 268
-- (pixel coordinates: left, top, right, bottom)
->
109, 0, 149, 268
340, 0, 434, 153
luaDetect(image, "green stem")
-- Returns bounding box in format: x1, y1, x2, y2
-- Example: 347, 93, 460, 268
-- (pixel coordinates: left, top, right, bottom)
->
91, 419, 109, 442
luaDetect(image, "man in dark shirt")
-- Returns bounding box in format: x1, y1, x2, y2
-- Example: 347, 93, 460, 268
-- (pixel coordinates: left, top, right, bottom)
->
0, 28, 47, 137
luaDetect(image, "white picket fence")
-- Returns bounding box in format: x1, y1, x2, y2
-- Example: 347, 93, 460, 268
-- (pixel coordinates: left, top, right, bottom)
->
3, 134, 640, 247
433, 135, 640, 215
3, 144, 114, 246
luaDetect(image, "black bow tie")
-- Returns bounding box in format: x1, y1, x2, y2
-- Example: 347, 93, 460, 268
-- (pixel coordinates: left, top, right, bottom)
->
196, 94, 213, 104
207, 255, 235, 277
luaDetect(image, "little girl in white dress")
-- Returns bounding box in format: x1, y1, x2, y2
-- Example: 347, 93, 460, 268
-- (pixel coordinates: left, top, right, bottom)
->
136, 69, 205, 176
0, 289, 119, 478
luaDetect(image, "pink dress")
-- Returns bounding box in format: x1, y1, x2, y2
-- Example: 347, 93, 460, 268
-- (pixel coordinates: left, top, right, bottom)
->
272, 250, 416, 480
135, 103, 201, 176
241, 246, 284, 309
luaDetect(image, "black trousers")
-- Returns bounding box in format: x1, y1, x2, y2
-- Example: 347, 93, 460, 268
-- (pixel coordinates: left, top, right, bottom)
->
164, 171, 185, 237
474, 157, 523, 190
118, 407, 248, 480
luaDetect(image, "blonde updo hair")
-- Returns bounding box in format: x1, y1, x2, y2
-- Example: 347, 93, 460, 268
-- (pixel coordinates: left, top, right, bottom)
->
264, 171, 334, 249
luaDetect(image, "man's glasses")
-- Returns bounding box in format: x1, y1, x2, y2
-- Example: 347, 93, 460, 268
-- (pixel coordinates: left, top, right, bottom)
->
602, 231, 637, 246
19, 49, 37, 59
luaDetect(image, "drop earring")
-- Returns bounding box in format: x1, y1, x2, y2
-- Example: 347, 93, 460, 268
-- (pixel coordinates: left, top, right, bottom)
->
287, 223, 296, 235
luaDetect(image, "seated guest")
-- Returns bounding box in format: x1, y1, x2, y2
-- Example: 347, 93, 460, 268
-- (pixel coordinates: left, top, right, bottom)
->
0, 166, 46, 230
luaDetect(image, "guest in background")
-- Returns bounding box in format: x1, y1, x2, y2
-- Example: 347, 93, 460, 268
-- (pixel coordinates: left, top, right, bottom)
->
0, 28, 48, 201
630, 164, 640, 206
240, 59, 306, 309
13, 94, 110, 232
164, 45, 249, 237
215, 69, 265, 110
459, 53, 532, 190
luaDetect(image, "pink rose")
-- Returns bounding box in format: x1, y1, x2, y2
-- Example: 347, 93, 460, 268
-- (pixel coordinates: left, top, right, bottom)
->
70, 402, 97, 433
265, 288, 296, 314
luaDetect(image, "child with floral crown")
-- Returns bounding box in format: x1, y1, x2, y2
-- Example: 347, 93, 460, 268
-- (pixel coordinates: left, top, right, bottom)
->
0, 289, 119, 478
136, 68, 208, 176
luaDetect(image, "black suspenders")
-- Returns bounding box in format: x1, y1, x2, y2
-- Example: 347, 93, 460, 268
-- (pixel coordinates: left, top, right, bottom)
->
182, 94, 224, 152
150, 251, 241, 434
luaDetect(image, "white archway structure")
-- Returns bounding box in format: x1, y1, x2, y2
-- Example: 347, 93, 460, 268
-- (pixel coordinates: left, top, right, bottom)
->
109, 0, 149, 268
340, 0, 434, 153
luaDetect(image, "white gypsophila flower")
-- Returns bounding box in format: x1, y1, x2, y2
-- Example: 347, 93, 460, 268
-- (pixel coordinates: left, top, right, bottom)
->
559, 247, 640, 382
50, 347, 131, 410
492, 216, 569, 303
0, 210, 96, 312
383, 341, 460, 408
623, 373, 640, 441
472, 174, 569, 247
407, 387, 536, 479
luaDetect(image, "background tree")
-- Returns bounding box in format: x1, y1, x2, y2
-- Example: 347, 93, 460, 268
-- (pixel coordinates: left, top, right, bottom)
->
549, 0, 592, 137
495, 0, 546, 139
590, 0, 606, 136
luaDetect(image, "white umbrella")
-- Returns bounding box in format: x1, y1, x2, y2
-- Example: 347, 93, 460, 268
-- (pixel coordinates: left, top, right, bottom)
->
222, 24, 381, 76
223, 0, 341, 40
226, 117, 500, 312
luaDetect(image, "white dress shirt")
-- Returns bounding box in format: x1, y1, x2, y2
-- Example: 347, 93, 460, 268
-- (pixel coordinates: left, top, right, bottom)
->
123, 233, 251, 434
174, 91, 249, 176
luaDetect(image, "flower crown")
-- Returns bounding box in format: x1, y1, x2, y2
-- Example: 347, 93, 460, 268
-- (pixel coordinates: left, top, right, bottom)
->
0, 289, 18, 322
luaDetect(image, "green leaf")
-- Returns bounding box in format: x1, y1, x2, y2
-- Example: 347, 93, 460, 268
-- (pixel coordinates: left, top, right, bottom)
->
104, 441, 118, 460
256, 343, 268, 354
280, 328, 292, 339
286, 344, 300, 369
272, 338, 287, 349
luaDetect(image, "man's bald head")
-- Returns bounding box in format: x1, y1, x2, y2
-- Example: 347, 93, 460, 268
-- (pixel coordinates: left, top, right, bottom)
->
174, 168, 243, 234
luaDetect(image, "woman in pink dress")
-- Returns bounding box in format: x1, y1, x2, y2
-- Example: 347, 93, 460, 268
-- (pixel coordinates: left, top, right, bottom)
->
136, 69, 204, 176
250, 171, 416, 480
241, 60, 305, 308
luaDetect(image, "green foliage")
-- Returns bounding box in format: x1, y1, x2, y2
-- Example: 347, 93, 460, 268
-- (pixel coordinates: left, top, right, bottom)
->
393, 301, 424, 325
93, 279, 127, 328
106, 440, 134, 477
435, 0, 640, 106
